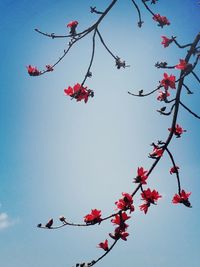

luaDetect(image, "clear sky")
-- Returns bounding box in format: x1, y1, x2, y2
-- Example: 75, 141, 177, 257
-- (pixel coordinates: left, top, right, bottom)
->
0, 1, 200, 267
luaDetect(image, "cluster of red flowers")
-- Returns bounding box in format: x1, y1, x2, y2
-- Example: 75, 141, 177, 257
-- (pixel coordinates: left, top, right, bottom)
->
133, 167, 148, 185
140, 188, 162, 214
168, 124, 186, 138
115, 192, 135, 213
153, 14, 170, 27
109, 212, 130, 241
27, 65, 40, 76
64, 83, 94, 103
84, 209, 102, 224
172, 190, 191, 207
161, 36, 173, 48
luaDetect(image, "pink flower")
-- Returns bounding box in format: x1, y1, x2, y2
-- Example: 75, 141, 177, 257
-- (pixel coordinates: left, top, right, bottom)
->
98, 239, 109, 251
157, 90, 170, 101
64, 83, 94, 103
160, 73, 176, 90
161, 36, 173, 48
168, 124, 186, 138
172, 190, 191, 207
170, 166, 179, 174
134, 167, 148, 185
153, 14, 170, 27
109, 229, 129, 241
27, 65, 40, 76
84, 209, 102, 224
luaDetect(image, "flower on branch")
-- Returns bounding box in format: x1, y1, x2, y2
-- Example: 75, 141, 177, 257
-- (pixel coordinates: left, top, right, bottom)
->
115, 193, 134, 213
160, 73, 176, 90
84, 209, 102, 224
168, 124, 186, 138
109, 228, 129, 241
45, 218, 54, 228
67, 20, 78, 35
27, 65, 40, 76
115, 57, 128, 69
140, 188, 162, 214
172, 190, 191, 207
170, 166, 179, 174
157, 90, 170, 101
161, 36, 173, 48
64, 83, 94, 103
153, 14, 170, 27
46, 65, 54, 71
175, 59, 193, 74
98, 239, 109, 251
134, 167, 148, 184
149, 145, 164, 158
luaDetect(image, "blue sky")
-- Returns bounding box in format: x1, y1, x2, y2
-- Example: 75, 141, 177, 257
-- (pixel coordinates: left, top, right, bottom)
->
0, 1, 200, 267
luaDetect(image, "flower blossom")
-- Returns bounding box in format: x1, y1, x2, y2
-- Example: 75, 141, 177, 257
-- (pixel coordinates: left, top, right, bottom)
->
161, 36, 173, 48
172, 190, 191, 207
67, 20, 78, 35
84, 209, 102, 224
109, 228, 129, 241
175, 59, 188, 70
168, 124, 186, 138
64, 83, 94, 103
149, 146, 164, 158
170, 166, 179, 174
157, 90, 170, 101
27, 65, 40, 76
153, 14, 170, 27
134, 167, 148, 184
115, 193, 134, 213
160, 73, 176, 90
140, 188, 162, 214
98, 239, 109, 251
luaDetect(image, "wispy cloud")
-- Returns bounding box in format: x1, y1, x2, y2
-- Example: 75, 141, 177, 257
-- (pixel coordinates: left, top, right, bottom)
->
0, 212, 11, 230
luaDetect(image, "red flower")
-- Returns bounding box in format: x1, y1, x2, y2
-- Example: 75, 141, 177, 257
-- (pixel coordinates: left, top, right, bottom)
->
115, 193, 134, 212
98, 239, 109, 251
84, 209, 102, 224
140, 188, 162, 214
27, 65, 40, 76
139, 203, 150, 214
149, 146, 164, 158
46, 65, 53, 71
175, 59, 187, 70
153, 14, 170, 27
168, 124, 186, 138
67, 20, 78, 28
111, 212, 130, 225
160, 73, 176, 90
161, 36, 173, 48
157, 90, 170, 101
170, 166, 179, 174
134, 167, 148, 184
109, 229, 129, 241
64, 83, 94, 103
67, 20, 78, 35
172, 190, 191, 207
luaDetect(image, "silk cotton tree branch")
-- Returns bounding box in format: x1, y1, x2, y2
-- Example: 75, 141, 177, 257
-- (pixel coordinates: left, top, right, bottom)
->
27, 1, 200, 267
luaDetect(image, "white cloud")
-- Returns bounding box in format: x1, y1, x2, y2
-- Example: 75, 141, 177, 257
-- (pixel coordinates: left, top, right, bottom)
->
0, 212, 11, 230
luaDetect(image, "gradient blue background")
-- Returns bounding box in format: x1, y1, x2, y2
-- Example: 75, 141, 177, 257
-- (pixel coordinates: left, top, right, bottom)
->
0, 1, 200, 266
